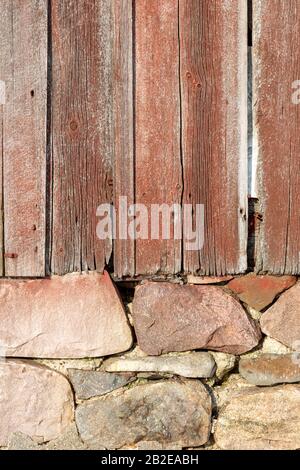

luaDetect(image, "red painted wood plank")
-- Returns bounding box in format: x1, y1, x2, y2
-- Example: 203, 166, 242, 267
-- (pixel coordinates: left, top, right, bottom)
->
51, 0, 113, 274
113, 0, 135, 278
180, 0, 248, 275
0, 90, 3, 276
135, 0, 182, 275
254, 0, 300, 274
0, 0, 47, 276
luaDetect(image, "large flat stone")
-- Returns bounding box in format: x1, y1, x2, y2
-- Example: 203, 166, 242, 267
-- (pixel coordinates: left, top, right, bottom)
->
0, 271, 133, 358
239, 354, 300, 386
103, 352, 216, 378
76, 380, 212, 449
132, 282, 261, 355
261, 282, 300, 349
215, 385, 300, 450
68, 370, 136, 400
228, 274, 296, 311
0, 360, 74, 447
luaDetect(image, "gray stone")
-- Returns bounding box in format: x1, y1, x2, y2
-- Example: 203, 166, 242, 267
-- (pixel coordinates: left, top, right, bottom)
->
215, 385, 300, 450
103, 352, 216, 378
7, 433, 39, 451
44, 423, 87, 450
68, 369, 136, 400
76, 380, 212, 449
7, 424, 87, 450
239, 354, 300, 386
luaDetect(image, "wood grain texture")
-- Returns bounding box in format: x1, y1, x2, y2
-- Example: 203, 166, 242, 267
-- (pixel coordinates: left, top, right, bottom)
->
113, 0, 135, 278
180, 0, 248, 275
135, 0, 182, 275
0, 94, 3, 276
254, 0, 300, 274
0, 0, 47, 276
51, 0, 113, 274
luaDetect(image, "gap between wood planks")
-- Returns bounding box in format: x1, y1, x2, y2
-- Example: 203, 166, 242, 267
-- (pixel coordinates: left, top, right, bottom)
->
247, 0, 261, 272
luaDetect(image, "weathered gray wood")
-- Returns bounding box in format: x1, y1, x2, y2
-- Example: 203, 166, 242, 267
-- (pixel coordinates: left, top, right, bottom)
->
0, 0, 47, 276
51, 0, 113, 274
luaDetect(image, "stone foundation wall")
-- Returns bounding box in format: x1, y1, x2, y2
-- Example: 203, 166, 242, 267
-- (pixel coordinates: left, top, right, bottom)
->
0, 272, 300, 450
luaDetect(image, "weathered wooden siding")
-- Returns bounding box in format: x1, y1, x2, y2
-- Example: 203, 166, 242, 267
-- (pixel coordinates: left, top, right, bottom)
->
50, 0, 113, 275
180, 0, 248, 275
115, 0, 248, 277
0, 0, 249, 278
0, 0, 47, 276
254, 0, 300, 274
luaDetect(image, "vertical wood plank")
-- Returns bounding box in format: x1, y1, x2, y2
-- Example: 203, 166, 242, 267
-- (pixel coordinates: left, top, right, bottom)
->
113, 0, 135, 278
254, 0, 300, 274
0, 0, 47, 276
135, 0, 182, 275
180, 0, 248, 275
51, 0, 113, 274
0, 93, 3, 276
